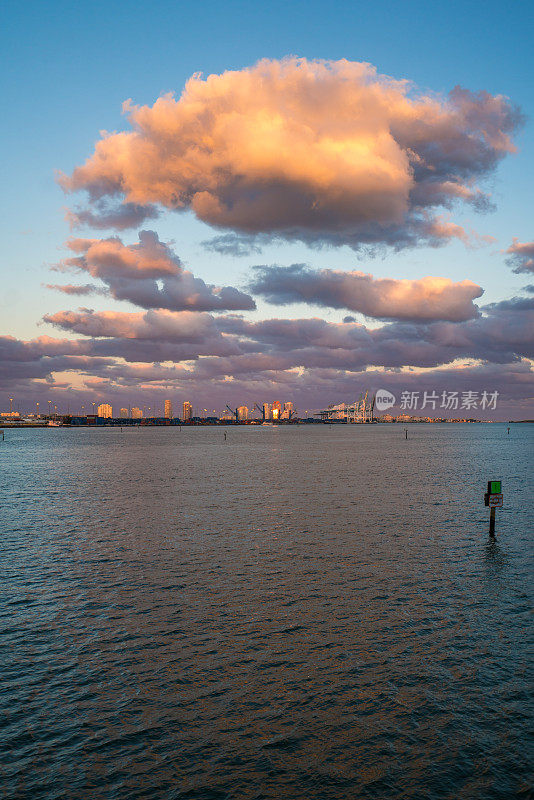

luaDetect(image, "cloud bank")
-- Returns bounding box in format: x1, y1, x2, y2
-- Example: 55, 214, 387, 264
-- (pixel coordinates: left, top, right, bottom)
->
60, 57, 522, 250
40, 296, 533, 370
249, 264, 483, 321
1, 288, 532, 418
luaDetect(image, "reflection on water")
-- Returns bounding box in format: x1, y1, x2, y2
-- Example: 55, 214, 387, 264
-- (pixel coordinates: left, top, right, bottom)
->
1, 424, 532, 799
485, 537, 509, 576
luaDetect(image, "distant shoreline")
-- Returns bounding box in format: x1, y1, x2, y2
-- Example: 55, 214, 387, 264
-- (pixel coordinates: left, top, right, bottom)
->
1, 419, 531, 428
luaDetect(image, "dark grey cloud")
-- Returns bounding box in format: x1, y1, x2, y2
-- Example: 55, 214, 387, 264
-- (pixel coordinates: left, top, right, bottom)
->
66, 201, 159, 231
105, 274, 256, 312
201, 234, 263, 257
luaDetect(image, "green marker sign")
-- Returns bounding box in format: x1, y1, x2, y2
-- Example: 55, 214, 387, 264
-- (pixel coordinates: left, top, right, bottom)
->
488, 480, 502, 494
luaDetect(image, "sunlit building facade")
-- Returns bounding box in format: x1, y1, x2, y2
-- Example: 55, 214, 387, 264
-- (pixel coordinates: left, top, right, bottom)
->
131, 407, 143, 419
237, 405, 248, 421
97, 403, 112, 418
281, 401, 294, 419
164, 399, 173, 419
119, 408, 129, 418
183, 401, 192, 421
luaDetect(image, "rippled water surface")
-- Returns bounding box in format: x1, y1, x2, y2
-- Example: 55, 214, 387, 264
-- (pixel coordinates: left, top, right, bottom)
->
1, 424, 533, 799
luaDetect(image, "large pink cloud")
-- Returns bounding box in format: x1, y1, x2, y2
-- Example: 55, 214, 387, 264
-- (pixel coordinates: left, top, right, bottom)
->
249, 264, 483, 321
59, 58, 521, 250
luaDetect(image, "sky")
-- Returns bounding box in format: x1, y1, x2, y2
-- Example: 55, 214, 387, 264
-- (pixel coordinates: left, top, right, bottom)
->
1, 0, 533, 419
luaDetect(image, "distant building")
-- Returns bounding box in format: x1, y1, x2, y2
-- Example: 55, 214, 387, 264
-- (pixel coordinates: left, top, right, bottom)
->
131, 407, 143, 419
98, 403, 112, 418
164, 399, 173, 419
281, 401, 294, 419
272, 400, 282, 420
237, 405, 248, 421
119, 408, 129, 419
262, 403, 272, 421
183, 401, 192, 421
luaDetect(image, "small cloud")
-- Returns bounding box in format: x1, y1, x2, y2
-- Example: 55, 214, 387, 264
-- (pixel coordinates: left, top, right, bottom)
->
201, 233, 263, 257
45, 283, 108, 296
65, 202, 159, 231
505, 238, 534, 274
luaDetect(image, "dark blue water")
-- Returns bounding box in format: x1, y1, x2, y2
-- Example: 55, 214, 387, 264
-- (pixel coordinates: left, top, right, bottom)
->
1, 424, 532, 799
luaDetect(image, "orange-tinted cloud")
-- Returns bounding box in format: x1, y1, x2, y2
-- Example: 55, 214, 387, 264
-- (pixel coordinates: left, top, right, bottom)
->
43, 308, 222, 341
249, 264, 483, 321
55, 230, 256, 311
60, 58, 521, 249
57, 230, 181, 279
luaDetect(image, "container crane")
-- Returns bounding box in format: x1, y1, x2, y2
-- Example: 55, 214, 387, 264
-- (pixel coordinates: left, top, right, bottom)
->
225, 405, 238, 421
253, 402, 266, 421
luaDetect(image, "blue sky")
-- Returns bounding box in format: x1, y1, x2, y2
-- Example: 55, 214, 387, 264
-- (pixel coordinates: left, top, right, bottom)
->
1, 0, 533, 416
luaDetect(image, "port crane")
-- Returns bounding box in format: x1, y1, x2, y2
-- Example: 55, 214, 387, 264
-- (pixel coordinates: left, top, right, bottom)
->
253, 402, 266, 421
225, 405, 238, 421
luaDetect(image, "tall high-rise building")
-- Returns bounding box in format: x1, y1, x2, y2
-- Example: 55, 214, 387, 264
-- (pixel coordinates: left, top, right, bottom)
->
131, 407, 143, 419
237, 405, 248, 421
164, 399, 173, 419
281, 401, 294, 419
97, 403, 112, 418
272, 400, 282, 420
183, 401, 192, 421
119, 408, 129, 418
262, 402, 272, 421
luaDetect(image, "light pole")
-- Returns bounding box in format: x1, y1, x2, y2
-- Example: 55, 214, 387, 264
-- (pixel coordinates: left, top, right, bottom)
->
48, 400, 52, 418
9, 398, 13, 415
36, 402, 40, 417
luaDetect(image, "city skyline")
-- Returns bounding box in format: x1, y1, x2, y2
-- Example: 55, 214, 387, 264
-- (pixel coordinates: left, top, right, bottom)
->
1, 2, 533, 421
